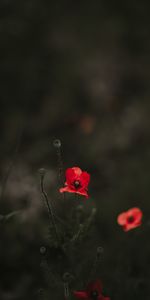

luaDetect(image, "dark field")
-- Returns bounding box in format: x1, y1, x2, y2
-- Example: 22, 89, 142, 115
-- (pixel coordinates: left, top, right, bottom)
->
0, 1, 150, 299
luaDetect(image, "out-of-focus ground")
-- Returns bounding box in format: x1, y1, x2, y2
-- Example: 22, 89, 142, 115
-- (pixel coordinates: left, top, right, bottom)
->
0, 1, 150, 299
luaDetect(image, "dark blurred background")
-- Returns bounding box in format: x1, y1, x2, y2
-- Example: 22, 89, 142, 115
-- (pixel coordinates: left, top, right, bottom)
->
0, 0, 150, 299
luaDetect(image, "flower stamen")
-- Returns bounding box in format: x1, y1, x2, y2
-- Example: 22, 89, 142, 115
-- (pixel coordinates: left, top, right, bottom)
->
74, 180, 81, 189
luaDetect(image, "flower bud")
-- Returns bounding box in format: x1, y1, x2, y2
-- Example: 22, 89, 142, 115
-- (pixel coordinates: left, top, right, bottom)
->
53, 139, 61, 148
63, 272, 71, 282
40, 246, 46, 255
38, 168, 46, 176
92, 207, 97, 215
97, 246, 104, 258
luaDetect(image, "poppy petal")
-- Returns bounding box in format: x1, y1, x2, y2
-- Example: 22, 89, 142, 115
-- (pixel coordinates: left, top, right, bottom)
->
87, 280, 102, 296
73, 291, 88, 299
59, 186, 75, 194
117, 212, 127, 225
72, 167, 82, 176
76, 189, 89, 198
127, 207, 143, 224
65, 168, 77, 185
124, 222, 141, 232
59, 186, 89, 198
80, 172, 90, 188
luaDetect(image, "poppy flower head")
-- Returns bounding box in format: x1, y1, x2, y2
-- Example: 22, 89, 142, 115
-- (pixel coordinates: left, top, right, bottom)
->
73, 280, 110, 300
117, 207, 143, 232
59, 167, 90, 198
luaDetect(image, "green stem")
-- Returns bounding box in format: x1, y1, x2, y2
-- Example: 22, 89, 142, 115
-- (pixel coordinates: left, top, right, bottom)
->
40, 174, 60, 245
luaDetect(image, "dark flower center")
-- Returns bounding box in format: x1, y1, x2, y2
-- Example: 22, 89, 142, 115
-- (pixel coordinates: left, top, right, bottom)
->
127, 216, 135, 223
90, 290, 99, 299
74, 180, 81, 189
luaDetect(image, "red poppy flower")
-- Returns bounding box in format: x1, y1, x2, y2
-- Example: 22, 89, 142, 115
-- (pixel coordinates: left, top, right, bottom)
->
117, 207, 143, 232
59, 167, 90, 198
73, 280, 110, 300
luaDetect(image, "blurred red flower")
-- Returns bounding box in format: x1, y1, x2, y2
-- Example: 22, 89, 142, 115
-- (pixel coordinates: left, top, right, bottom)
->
73, 279, 110, 300
59, 167, 90, 198
117, 207, 143, 231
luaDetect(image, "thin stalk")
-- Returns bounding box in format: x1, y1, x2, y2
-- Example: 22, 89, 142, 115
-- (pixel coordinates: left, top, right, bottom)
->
63, 273, 72, 300
40, 172, 60, 245
53, 139, 66, 202
53, 139, 64, 185
64, 282, 70, 299
87, 247, 103, 283
70, 224, 84, 244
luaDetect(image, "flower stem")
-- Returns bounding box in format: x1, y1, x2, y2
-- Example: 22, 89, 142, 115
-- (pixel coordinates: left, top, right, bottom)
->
88, 246, 103, 281
53, 139, 66, 203
40, 171, 60, 245
53, 139, 64, 186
